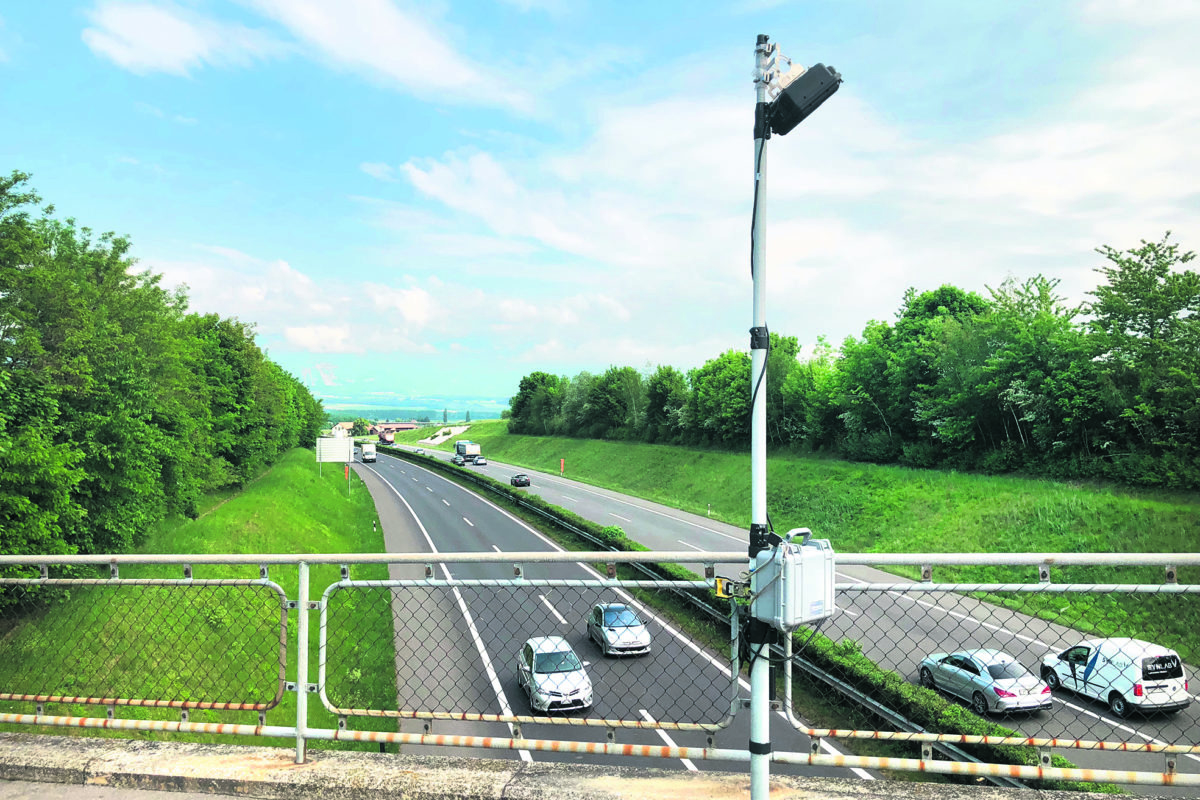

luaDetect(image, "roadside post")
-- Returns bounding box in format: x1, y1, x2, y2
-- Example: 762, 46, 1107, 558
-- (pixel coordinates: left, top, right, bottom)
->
747, 34, 842, 800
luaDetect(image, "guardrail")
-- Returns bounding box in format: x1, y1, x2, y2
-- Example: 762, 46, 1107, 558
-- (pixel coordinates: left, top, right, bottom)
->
0, 548, 1196, 788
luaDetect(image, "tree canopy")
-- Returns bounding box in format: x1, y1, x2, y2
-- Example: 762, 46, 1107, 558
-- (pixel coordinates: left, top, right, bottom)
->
1, 171, 323, 560
506, 234, 1200, 490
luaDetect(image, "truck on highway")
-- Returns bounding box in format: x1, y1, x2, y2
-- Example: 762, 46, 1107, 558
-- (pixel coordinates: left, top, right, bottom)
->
455, 440, 482, 463
360, 442, 377, 462
378, 431, 395, 444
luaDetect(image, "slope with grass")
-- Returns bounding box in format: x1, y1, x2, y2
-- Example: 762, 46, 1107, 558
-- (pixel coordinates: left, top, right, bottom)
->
0, 448, 396, 751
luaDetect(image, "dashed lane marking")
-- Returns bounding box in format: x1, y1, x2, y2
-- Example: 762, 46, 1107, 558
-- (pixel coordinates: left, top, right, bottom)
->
639, 709, 697, 771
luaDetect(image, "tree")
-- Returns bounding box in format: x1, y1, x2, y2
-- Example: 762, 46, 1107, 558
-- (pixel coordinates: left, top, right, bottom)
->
645, 365, 688, 443
508, 371, 562, 435
1086, 234, 1200, 484
465, 410, 471, 423
689, 350, 751, 447
351, 417, 369, 437
443, 408, 447, 424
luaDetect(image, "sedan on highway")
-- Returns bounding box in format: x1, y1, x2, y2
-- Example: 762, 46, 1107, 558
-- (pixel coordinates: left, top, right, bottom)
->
510, 474, 531, 487
473, 456, 488, 466
516, 636, 593, 713
587, 603, 651, 656
919, 649, 1052, 715
451, 454, 466, 466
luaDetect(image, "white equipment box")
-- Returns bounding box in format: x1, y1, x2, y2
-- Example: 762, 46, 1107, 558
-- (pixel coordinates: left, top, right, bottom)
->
751, 529, 835, 631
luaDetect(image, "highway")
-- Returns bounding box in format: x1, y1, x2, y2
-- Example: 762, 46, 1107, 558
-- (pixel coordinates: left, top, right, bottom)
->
350, 451, 874, 779
389, 444, 1199, 792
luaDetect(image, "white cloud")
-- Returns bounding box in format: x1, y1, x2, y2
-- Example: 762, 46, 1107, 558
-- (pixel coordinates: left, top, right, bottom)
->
245, 0, 532, 112
135, 101, 197, 124
83, 2, 287, 75
284, 325, 360, 353
360, 162, 397, 181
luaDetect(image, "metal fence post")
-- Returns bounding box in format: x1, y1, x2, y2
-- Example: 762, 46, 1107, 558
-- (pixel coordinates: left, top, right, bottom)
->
296, 561, 309, 764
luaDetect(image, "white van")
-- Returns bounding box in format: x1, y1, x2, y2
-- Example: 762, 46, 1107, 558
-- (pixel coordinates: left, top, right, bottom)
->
1041, 637, 1191, 717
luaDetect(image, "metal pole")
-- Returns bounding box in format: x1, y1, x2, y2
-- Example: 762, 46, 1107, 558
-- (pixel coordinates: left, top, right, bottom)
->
748, 32, 773, 800
296, 561, 309, 763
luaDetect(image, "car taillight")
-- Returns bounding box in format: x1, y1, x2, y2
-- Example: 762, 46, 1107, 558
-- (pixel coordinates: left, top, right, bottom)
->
1041, 685, 1052, 694
1134, 683, 1143, 697
1185, 680, 1189, 692
993, 687, 1017, 698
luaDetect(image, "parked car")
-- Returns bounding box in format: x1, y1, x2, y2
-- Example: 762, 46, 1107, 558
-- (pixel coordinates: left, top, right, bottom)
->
1041, 638, 1191, 717
510, 474, 531, 487
587, 603, 651, 656
516, 636, 593, 712
919, 649, 1052, 715
473, 456, 488, 466
451, 454, 466, 466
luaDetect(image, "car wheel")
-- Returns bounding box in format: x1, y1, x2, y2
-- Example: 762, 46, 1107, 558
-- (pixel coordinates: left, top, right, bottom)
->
919, 667, 936, 690
1041, 668, 1060, 691
1109, 692, 1129, 718
971, 692, 989, 715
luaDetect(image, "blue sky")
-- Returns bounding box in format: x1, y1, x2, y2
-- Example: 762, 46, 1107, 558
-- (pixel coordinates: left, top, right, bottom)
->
2, 1, 1198, 411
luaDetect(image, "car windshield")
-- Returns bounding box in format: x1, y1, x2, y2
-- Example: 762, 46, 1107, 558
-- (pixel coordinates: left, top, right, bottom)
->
986, 661, 1029, 680
603, 608, 643, 627
534, 650, 583, 673
1143, 655, 1183, 680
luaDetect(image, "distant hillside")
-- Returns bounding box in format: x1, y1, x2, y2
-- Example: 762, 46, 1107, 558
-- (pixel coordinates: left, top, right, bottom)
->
325, 407, 504, 424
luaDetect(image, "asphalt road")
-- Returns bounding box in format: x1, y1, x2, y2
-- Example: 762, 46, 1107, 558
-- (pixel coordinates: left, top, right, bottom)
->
351, 452, 874, 780
386, 445, 1199, 793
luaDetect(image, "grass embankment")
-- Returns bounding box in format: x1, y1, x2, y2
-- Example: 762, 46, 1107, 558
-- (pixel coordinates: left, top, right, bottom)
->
0, 448, 397, 751
414, 421, 1200, 662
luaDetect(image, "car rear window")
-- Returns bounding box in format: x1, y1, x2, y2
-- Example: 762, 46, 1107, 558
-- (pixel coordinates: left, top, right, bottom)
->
1142, 654, 1183, 680
986, 662, 1029, 680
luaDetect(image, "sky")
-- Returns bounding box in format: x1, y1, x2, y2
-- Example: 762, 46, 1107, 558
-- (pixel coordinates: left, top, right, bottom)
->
2, 1, 1198, 411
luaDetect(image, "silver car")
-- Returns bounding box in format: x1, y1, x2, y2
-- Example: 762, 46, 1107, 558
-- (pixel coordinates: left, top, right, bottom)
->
516, 636, 593, 712
919, 649, 1052, 714
587, 603, 651, 656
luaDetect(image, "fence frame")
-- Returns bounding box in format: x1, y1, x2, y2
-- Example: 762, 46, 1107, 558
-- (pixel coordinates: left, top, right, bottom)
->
0, 550, 1198, 787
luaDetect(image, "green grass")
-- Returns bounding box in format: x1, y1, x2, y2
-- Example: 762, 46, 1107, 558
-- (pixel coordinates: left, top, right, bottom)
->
419, 422, 1200, 662
0, 448, 398, 752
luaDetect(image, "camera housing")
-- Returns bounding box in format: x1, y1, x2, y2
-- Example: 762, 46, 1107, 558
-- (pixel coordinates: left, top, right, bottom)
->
769, 64, 842, 136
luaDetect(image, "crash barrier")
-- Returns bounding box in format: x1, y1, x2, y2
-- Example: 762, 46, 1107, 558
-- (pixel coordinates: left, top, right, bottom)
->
0, 551, 1197, 788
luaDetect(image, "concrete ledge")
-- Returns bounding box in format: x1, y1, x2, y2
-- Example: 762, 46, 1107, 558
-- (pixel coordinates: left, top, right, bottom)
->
0, 734, 1135, 800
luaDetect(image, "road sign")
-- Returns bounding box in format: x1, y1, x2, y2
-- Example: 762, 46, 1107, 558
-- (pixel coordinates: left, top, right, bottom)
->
316, 437, 353, 463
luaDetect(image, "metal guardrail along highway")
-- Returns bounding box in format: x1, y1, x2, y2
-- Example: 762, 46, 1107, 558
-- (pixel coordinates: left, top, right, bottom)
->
0, 551, 1196, 788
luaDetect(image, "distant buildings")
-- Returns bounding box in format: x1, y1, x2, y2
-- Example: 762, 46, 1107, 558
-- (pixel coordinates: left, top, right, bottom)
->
369, 422, 419, 435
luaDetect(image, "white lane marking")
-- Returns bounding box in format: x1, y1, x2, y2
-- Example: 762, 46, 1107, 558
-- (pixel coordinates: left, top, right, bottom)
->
561, 495, 577, 502
609, 513, 632, 522
448, 476, 874, 780
464, 517, 475, 527
442, 499, 450, 506
426, 486, 433, 492
639, 709, 697, 771
491, 545, 502, 553
539, 594, 568, 625
837, 571, 1050, 647
412, 477, 419, 482
361, 464, 532, 763
1050, 695, 1200, 765
837, 572, 1198, 767
677, 540, 704, 551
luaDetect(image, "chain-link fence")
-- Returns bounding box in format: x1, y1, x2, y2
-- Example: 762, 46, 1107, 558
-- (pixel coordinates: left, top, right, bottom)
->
319, 576, 738, 731
770, 561, 1200, 787
0, 551, 1197, 789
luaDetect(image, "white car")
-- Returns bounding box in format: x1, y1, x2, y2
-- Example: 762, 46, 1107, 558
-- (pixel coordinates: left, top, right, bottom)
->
587, 603, 651, 656
516, 636, 593, 712
919, 649, 1051, 714
1041, 638, 1191, 717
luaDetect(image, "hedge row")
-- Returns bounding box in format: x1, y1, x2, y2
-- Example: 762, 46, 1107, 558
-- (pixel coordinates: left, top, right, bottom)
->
377, 447, 1115, 792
